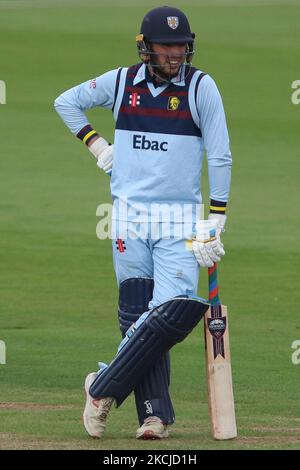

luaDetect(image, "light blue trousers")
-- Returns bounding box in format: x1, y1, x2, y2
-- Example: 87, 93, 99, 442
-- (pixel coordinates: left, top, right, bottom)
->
112, 222, 199, 309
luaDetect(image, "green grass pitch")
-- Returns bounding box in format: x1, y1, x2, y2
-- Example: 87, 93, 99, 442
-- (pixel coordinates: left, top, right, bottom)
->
0, 0, 299, 450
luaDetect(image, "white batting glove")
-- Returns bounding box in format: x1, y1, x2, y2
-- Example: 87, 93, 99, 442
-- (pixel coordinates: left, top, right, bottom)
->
192, 218, 225, 268
208, 212, 227, 259
208, 213, 227, 234
88, 137, 114, 175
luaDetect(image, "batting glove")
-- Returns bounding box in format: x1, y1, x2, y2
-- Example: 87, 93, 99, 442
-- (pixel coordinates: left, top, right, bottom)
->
208, 212, 227, 233
88, 137, 114, 175
192, 218, 225, 268
208, 212, 227, 259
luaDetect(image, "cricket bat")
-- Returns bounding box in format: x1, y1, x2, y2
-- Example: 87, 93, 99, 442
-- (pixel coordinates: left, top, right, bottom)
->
204, 262, 237, 440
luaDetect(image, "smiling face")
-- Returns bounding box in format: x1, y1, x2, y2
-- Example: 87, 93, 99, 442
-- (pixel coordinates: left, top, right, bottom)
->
149, 42, 187, 81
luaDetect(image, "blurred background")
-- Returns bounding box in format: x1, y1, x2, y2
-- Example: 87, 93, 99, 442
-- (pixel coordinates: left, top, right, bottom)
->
0, 0, 299, 450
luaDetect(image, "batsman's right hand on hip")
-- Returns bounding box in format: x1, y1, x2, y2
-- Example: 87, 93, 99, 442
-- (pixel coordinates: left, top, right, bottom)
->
192, 219, 225, 268
88, 137, 114, 175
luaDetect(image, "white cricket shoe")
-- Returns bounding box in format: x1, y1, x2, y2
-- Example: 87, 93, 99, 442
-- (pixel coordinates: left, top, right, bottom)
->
136, 416, 169, 440
83, 372, 114, 438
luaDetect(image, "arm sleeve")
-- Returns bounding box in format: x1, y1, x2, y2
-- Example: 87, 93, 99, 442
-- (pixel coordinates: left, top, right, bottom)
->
197, 74, 232, 202
54, 69, 119, 135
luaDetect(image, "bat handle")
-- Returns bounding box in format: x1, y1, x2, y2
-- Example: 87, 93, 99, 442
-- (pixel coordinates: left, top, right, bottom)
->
208, 262, 221, 306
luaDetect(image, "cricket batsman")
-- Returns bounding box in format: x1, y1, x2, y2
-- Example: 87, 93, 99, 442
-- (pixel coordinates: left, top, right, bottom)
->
55, 6, 232, 440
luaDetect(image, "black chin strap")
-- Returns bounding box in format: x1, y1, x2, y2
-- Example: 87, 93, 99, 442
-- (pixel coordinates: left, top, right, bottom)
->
145, 69, 160, 88
145, 64, 173, 87
145, 62, 191, 87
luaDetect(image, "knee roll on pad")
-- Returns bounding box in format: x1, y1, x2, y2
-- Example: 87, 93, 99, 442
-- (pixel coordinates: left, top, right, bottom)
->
118, 277, 154, 336
90, 296, 209, 405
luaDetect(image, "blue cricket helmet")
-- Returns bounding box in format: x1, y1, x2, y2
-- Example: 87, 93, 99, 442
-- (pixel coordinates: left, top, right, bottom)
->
136, 6, 195, 63
140, 6, 195, 44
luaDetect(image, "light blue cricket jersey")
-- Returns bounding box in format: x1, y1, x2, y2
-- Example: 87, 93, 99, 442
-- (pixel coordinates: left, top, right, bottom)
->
54, 63, 232, 222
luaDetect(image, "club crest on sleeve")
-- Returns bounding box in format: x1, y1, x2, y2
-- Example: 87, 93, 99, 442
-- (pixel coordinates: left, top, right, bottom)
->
129, 92, 140, 107
167, 96, 180, 111
89, 79, 96, 89
167, 16, 179, 30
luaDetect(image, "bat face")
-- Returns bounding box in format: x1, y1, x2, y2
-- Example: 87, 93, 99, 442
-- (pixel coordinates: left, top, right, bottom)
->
205, 303, 237, 440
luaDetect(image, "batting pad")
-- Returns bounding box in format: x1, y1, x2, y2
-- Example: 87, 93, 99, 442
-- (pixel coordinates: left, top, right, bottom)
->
89, 296, 209, 406
118, 277, 174, 425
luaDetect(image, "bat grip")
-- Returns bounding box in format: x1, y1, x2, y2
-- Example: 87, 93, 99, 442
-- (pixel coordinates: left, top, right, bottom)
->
208, 262, 221, 306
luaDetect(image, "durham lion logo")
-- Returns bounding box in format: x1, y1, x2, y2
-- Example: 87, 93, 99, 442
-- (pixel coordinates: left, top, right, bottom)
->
168, 96, 180, 111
